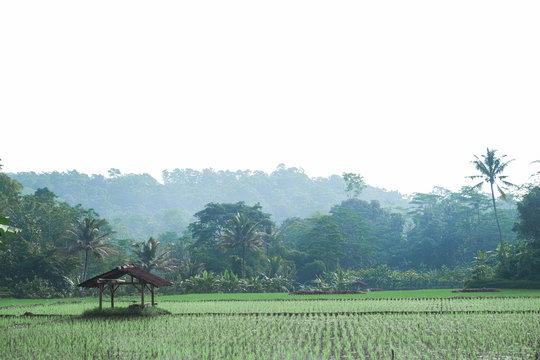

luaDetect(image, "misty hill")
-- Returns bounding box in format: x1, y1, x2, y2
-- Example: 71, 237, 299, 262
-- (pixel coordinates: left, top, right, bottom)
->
9, 165, 409, 240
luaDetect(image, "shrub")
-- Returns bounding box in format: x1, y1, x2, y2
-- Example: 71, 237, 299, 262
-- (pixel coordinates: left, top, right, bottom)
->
464, 279, 540, 289
13, 277, 63, 299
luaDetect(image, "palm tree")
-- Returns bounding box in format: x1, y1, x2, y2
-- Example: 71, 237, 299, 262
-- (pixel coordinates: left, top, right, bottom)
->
469, 148, 515, 260
132, 237, 174, 272
180, 260, 205, 279
220, 213, 264, 279
66, 216, 117, 282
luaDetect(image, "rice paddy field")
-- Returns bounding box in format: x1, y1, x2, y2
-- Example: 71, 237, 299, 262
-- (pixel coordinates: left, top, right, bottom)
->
1, 289, 540, 359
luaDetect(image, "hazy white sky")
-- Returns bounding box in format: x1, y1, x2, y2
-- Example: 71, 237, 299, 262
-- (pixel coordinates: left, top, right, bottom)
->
1, 1, 539, 195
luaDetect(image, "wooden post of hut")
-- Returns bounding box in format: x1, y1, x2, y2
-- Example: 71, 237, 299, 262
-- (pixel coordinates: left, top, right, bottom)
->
109, 282, 115, 308
98, 283, 104, 310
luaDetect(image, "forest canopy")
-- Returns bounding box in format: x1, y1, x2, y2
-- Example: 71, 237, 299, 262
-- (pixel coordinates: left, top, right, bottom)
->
2, 156, 539, 297
9, 165, 408, 240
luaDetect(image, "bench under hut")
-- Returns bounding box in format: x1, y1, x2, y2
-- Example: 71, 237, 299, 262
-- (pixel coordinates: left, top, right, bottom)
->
78, 264, 173, 309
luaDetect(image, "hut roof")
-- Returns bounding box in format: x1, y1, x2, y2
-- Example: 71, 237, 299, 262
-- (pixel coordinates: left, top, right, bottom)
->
78, 264, 173, 288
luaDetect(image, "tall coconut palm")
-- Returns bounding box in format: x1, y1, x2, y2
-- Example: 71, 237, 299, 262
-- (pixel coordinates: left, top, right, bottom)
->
66, 216, 117, 282
220, 213, 264, 279
132, 237, 174, 272
469, 148, 515, 260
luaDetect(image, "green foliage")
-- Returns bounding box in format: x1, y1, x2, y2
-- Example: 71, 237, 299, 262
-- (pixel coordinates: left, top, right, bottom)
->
10, 166, 409, 240
405, 187, 516, 269
180, 270, 216, 293
189, 202, 273, 276
190, 202, 273, 246
260, 274, 294, 292
281, 199, 405, 277
306, 266, 364, 292
179, 270, 294, 294
469, 148, 515, 262
342, 172, 366, 198
464, 279, 540, 289
471, 250, 496, 280
65, 215, 117, 282
493, 241, 537, 280
510, 186, 540, 278
220, 213, 265, 279
296, 215, 344, 272
0, 181, 88, 298
2, 161, 534, 297
132, 237, 174, 272
213, 270, 241, 293
0, 214, 20, 247
469, 148, 515, 201
0, 173, 23, 247
514, 186, 540, 249
352, 265, 471, 290
265, 255, 295, 279
328, 205, 371, 269
331, 199, 404, 268
476, 186, 540, 282
12, 276, 68, 299
297, 260, 326, 283
107, 168, 121, 178
0, 173, 23, 210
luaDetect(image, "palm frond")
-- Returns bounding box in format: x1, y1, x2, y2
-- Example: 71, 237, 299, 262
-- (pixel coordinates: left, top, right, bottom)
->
495, 159, 514, 174
471, 181, 484, 190
501, 179, 516, 188
496, 184, 507, 201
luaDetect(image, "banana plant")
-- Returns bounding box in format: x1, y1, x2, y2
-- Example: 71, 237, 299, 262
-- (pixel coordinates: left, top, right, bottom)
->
0, 215, 20, 247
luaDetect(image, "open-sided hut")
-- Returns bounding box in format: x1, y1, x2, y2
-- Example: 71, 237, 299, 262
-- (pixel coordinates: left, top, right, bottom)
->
78, 264, 173, 309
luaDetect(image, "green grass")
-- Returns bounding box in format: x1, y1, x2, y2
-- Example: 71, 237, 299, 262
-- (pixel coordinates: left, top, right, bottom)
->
3, 295, 540, 316
0, 297, 89, 307
160, 288, 540, 301
2, 311, 539, 359
2, 290, 540, 359
2, 288, 539, 309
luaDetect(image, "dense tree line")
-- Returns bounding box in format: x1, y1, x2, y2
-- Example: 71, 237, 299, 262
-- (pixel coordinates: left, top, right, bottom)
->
0, 176, 520, 297
2, 150, 539, 297
0, 173, 83, 297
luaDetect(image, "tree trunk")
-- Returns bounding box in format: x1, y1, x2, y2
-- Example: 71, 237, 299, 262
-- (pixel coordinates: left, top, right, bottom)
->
82, 249, 89, 282
490, 182, 507, 262
241, 244, 246, 279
